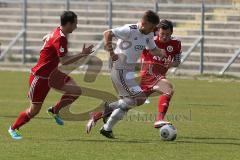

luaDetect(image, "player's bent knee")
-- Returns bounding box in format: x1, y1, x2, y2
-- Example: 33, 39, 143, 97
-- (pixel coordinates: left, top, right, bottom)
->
135, 96, 147, 106
31, 111, 40, 117
76, 87, 82, 95
154, 80, 175, 96
170, 88, 174, 96
28, 104, 42, 117
163, 88, 174, 97
136, 98, 146, 106
167, 84, 174, 96
72, 87, 82, 96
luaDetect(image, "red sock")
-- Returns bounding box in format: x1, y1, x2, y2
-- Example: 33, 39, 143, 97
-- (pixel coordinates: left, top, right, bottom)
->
52, 95, 79, 114
11, 111, 31, 130
156, 94, 171, 121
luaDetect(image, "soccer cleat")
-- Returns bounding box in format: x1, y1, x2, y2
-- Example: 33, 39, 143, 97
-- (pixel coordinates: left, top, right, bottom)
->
47, 107, 64, 126
86, 118, 95, 134
154, 120, 171, 129
100, 127, 115, 139
86, 112, 103, 134
144, 99, 150, 104
8, 126, 22, 140
102, 102, 113, 124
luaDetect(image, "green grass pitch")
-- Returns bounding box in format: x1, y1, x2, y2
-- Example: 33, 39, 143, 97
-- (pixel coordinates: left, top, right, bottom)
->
0, 70, 239, 160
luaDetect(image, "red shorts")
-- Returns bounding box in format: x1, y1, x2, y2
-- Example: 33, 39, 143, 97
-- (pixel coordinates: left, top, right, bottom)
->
28, 71, 71, 103
140, 74, 165, 95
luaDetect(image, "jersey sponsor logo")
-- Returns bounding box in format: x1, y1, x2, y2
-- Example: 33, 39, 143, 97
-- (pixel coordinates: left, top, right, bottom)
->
167, 46, 173, 52
153, 56, 162, 61
60, 46, 65, 53
134, 45, 145, 51
153, 55, 172, 64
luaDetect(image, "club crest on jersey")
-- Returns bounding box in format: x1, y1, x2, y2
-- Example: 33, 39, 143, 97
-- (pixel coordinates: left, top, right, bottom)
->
60, 46, 64, 53
167, 46, 173, 52
119, 40, 132, 50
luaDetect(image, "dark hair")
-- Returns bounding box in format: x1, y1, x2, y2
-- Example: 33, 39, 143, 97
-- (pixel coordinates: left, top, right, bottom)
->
158, 19, 173, 32
142, 10, 159, 25
60, 11, 77, 26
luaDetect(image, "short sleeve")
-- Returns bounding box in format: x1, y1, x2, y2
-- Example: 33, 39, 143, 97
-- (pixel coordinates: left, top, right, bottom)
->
173, 40, 182, 63
53, 37, 68, 57
111, 25, 130, 40
177, 41, 182, 54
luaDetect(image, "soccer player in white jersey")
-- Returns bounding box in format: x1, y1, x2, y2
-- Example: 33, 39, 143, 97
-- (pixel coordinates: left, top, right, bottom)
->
86, 10, 166, 138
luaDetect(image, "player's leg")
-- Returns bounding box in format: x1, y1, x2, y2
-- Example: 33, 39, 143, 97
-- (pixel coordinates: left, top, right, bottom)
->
10, 103, 42, 130
48, 77, 81, 125
101, 92, 147, 138
9, 74, 49, 139
86, 93, 146, 134
87, 69, 147, 136
101, 69, 147, 137
86, 96, 138, 134
101, 79, 142, 123
9, 103, 43, 140
51, 78, 81, 114
152, 78, 174, 128
100, 108, 125, 138
106, 69, 147, 110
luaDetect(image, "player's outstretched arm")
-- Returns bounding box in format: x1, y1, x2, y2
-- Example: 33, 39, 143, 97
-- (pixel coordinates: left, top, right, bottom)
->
103, 30, 118, 61
60, 44, 94, 65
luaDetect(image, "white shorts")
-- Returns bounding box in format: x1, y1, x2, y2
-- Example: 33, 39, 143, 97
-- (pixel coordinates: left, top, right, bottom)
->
110, 68, 143, 97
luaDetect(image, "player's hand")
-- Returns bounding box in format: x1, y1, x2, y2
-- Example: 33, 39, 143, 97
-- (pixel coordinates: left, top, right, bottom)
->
81, 44, 94, 56
160, 49, 167, 58
163, 62, 171, 69
111, 53, 118, 61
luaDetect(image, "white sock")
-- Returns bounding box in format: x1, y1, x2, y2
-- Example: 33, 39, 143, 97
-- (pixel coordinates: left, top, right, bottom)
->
103, 108, 125, 131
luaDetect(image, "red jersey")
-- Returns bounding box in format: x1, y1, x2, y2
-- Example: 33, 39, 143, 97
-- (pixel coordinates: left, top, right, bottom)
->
140, 36, 181, 77
31, 27, 68, 77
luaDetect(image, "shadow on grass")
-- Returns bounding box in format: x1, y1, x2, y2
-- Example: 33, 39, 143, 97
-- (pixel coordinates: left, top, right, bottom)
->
67, 138, 158, 144
175, 136, 240, 146
66, 136, 240, 146
0, 115, 51, 120
24, 137, 157, 144
180, 136, 240, 141
187, 103, 225, 107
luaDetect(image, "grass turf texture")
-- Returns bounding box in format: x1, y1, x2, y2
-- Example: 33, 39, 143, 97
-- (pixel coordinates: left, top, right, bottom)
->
0, 70, 239, 160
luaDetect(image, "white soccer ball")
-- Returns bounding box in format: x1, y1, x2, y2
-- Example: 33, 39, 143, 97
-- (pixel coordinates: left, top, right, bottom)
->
159, 124, 177, 141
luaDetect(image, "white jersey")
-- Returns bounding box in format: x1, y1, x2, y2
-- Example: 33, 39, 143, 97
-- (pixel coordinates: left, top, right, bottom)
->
111, 23, 156, 70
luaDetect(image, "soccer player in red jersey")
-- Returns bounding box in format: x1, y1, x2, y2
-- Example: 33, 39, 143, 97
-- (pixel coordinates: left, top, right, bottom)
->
8, 11, 94, 140
140, 19, 182, 128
